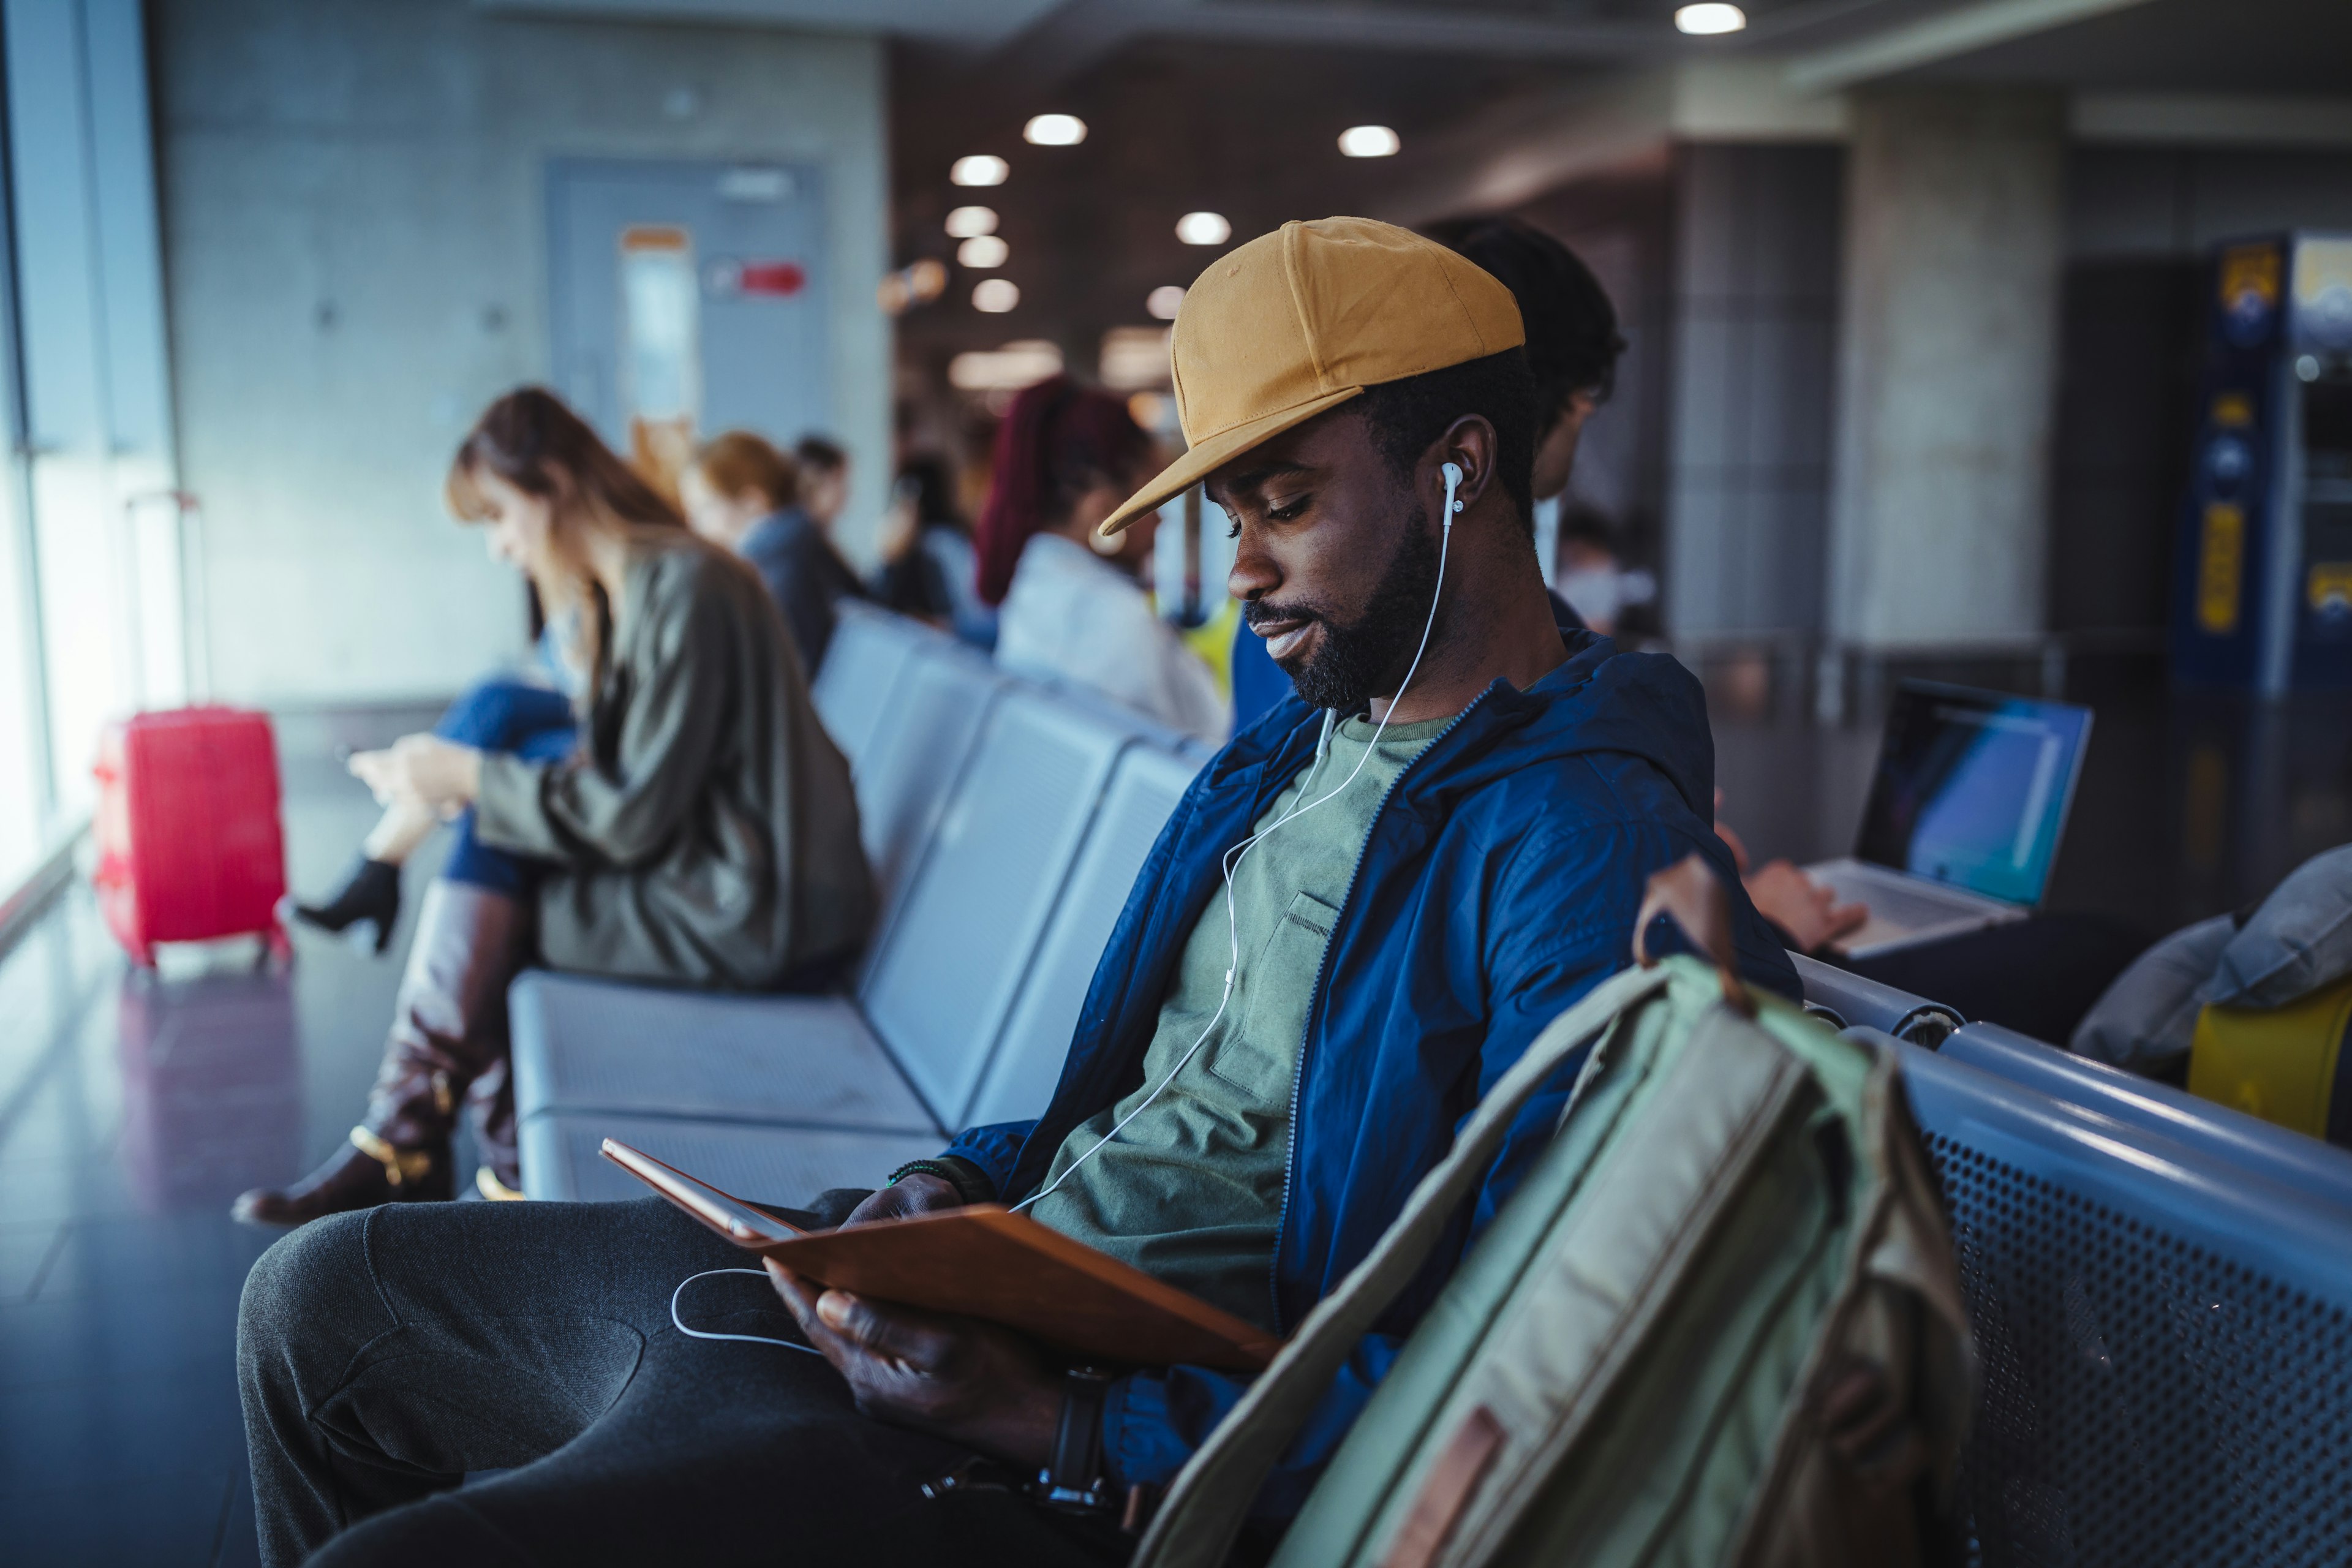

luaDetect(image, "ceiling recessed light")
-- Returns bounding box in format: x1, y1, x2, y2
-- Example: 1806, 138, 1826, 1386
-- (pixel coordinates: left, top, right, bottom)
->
1146, 285, 1186, 320
1338, 125, 1401, 158
957, 235, 1009, 269
973, 277, 1020, 313
950, 154, 1008, 187
945, 205, 998, 238
1176, 211, 1231, 246
1023, 114, 1087, 146
1674, 3, 1746, 34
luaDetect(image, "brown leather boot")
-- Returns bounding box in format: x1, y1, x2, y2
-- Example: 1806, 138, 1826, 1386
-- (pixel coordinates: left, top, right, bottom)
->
234, 881, 529, 1228
467, 1056, 524, 1198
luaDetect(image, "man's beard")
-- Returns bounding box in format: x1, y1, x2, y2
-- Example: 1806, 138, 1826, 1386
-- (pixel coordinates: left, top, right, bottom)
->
1245, 509, 1441, 712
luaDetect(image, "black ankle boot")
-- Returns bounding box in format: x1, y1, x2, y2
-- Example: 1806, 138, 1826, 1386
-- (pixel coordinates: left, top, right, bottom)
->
293, 857, 402, 953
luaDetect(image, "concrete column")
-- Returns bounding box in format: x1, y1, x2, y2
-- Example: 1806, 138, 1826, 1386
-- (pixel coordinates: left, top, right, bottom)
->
1826, 88, 2065, 648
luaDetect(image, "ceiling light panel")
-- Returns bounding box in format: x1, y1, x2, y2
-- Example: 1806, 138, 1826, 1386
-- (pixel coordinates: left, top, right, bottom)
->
944, 205, 998, 238
957, 235, 1009, 269
1023, 114, 1087, 146
951, 155, 1008, 187
1674, 4, 1746, 34
1176, 211, 1231, 246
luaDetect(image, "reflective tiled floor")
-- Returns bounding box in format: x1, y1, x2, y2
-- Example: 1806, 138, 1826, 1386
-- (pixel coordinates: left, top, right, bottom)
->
0, 677, 2346, 1563
0, 751, 438, 1566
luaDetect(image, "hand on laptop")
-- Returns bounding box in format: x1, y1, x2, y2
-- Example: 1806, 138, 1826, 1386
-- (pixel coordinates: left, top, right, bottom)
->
1745, 860, 1869, 954
766, 1259, 1061, 1468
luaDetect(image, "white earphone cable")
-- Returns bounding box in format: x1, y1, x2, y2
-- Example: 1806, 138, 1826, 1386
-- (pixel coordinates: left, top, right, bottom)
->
669, 1267, 824, 1353
1014, 463, 1464, 1216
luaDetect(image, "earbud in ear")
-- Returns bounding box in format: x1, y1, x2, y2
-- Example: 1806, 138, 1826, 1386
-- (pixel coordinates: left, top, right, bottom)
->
1441, 460, 1465, 519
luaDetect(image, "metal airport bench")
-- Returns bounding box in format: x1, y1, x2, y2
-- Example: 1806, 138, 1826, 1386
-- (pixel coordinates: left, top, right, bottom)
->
1803, 962, 2352, 1562
1897, 1037, 2352, 1564
509, 602, 1207, 1202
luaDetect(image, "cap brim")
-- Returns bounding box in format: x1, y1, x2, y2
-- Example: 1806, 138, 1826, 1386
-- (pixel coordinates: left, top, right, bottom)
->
1098, 385, 1365, 536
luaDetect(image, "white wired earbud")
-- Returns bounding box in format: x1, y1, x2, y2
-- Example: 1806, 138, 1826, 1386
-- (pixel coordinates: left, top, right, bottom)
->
1014, 458, 1464, 1216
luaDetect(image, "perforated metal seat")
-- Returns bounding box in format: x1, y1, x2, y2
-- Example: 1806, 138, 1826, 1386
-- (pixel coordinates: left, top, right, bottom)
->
1943, 1020, 2352, 1213
1898, 1036, 2352, 1565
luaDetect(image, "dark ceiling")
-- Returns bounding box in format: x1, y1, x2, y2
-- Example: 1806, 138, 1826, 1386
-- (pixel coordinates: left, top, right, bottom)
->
1912, 0, 2352, 95
886, 0, 2351, 396
889, 36, 1593, 379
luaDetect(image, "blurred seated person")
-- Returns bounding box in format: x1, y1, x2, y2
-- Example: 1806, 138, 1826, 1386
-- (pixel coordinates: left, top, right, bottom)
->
1716, 802, 2146, 1044
1232, 213, 1626, 730
796, 433, 851, 532
236, 389, 875, 1226
1552, 502, 1657, 638
679, 429, 867, 677
236, 219, 1796, 1568
979, 375, 1228, 746
874, 453, 997, 649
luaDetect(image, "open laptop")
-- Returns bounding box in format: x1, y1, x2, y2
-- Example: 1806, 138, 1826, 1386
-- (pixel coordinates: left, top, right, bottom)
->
1806, 682, 2093, 959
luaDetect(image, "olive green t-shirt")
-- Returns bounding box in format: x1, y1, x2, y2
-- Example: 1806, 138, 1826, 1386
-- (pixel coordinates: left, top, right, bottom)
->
1027, 711, 1452, 1331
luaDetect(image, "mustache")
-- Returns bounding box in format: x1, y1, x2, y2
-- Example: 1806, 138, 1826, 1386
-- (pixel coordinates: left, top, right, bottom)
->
1242, 598, 1331, 631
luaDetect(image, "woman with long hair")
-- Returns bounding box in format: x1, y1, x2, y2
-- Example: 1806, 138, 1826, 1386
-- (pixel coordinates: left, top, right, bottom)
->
237, 388, 875, 1224
977, 376, 1226, 745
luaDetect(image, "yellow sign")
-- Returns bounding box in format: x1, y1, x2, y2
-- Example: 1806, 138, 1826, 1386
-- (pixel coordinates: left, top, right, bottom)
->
2212, 391, 2253, 428
2197, 502, 2244, 635
2293, 238, 2352, 311
2220, 243, 2280, 312
2310, 563, 2352, 613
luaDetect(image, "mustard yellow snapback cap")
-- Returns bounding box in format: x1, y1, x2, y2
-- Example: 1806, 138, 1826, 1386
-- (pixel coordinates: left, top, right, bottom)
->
1099, 216, 1525, 535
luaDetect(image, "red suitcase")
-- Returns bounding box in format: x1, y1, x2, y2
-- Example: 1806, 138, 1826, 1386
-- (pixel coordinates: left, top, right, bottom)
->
92, 706, 290, 967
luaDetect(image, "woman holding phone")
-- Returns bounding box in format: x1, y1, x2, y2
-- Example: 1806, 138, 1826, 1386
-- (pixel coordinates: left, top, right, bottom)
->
236, 388, 875, 1225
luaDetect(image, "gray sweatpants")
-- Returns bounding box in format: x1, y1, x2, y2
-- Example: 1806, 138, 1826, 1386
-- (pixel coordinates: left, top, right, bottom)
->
236, 1196, 1129, 1568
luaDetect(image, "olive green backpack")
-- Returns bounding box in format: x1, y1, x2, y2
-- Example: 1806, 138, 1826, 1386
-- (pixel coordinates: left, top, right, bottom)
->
1134, 858, 1976, 1568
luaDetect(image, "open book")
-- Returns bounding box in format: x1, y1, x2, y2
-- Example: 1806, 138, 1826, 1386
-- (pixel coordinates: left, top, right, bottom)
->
603, 1138, 1283, 1372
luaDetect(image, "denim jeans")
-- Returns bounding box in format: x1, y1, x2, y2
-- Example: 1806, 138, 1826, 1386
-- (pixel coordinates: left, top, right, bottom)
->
431, 677, 577, 896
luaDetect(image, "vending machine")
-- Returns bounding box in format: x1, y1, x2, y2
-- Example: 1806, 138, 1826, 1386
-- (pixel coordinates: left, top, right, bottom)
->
2172, 234, 2352, 693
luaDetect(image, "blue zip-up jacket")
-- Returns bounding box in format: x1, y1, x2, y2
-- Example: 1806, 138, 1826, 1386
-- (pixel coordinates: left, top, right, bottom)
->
943, 623, 1798, 1517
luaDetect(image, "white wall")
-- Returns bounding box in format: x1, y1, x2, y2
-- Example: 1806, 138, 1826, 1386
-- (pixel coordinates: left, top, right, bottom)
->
153, 0, 891, 706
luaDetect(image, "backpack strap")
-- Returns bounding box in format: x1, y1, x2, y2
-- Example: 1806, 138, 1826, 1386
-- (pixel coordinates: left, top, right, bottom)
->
1131, 957, 1676, 1568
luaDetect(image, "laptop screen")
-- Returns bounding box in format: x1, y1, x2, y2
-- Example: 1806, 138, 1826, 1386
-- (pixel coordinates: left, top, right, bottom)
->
1854, 683, 2093, 907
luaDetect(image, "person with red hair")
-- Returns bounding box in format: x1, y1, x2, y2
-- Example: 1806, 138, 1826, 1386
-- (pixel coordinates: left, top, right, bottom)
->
976, 376, 1227, 745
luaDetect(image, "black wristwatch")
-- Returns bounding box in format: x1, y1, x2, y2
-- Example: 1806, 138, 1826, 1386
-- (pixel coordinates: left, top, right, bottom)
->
1033, 1366, 1116, 1513
885, 1156, 993, 1207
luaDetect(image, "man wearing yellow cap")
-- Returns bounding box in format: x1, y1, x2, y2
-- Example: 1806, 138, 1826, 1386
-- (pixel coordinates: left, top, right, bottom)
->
236, 219, 1797, 1567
